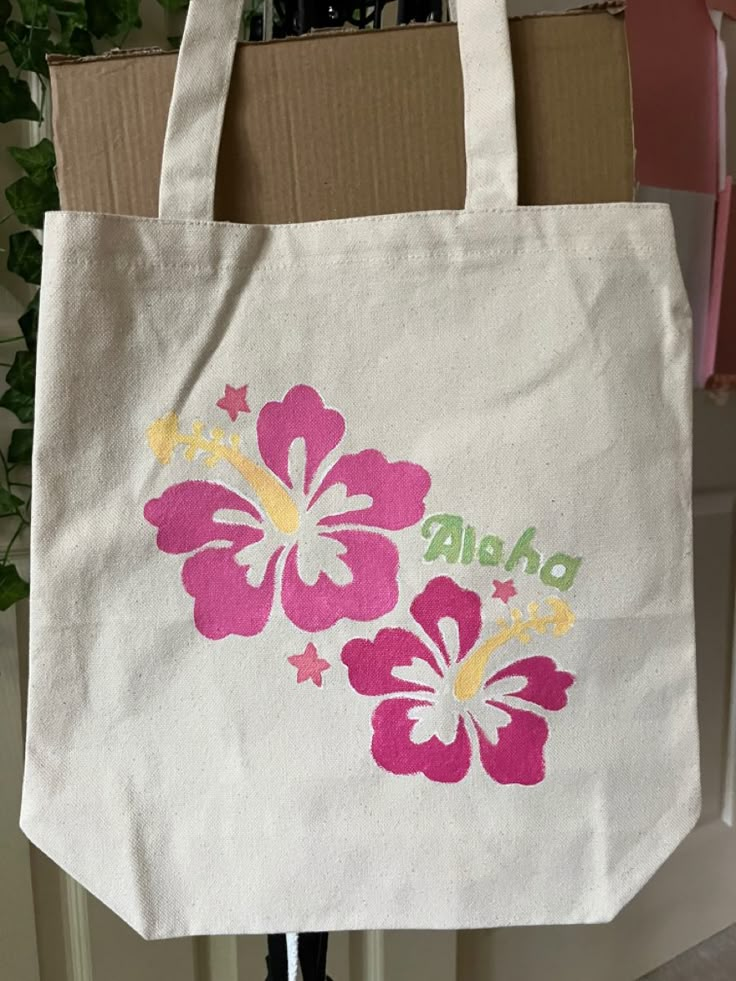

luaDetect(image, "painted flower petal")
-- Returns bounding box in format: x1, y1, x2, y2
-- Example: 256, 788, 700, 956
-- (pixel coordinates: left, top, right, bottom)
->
342, 628, 443, 696
281, 529, 399, 632
472, 702, 550, 786
144, 480, 263, 554
257, 385, 345, 494
409, 576, 482, 666
310, 449, 431, 530
485, 656, 575, 710
182, 547, 282, 640
371, 698, 472, 784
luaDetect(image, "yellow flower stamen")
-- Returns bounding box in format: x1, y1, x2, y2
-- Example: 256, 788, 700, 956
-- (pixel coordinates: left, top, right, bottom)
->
453, 598, 575, 702
146, 412, 300, 534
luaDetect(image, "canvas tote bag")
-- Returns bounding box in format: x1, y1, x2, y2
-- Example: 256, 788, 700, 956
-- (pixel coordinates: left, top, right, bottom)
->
21, 0, 699, 939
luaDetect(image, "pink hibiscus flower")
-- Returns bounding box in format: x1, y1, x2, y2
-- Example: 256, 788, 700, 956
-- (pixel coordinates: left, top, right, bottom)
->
342, 577, 575, 786
144, 385, 431, 640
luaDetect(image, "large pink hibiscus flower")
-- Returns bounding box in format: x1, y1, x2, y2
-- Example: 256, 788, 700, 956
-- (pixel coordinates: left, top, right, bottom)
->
342, 577, 575, 785
144, 385, 431, 639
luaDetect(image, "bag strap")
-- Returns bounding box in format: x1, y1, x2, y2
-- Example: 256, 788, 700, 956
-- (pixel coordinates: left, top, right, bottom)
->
158, 0, 517, 220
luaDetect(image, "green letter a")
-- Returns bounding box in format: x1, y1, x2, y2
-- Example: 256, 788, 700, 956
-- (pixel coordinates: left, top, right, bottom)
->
422, 514, 464, 564
540, 553, 582, 591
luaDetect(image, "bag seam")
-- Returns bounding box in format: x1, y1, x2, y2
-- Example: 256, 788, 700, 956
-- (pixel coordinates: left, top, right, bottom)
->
47, 201, 670, 233
49, 248, 668, 276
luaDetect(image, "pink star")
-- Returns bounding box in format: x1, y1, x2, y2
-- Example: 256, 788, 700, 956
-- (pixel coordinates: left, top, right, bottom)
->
216, 384, 250, 421
288, 643, 331, 687
492, 579, 517, 604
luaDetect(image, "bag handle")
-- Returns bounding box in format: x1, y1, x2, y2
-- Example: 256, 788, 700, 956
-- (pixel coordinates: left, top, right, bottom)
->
158, 0, 517, 220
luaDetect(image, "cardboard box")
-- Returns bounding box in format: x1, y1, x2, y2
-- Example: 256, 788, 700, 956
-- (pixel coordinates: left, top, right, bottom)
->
48, 8, 633, 222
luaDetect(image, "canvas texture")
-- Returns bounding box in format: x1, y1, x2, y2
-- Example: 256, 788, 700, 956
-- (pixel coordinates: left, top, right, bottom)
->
21, 0, 700, 939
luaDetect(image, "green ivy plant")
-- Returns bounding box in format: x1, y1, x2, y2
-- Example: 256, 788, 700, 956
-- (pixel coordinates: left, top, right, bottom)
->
0, 0, 190, 609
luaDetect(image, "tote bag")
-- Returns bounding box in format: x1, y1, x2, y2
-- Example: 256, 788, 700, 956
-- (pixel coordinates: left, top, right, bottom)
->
21, 0, 699, 939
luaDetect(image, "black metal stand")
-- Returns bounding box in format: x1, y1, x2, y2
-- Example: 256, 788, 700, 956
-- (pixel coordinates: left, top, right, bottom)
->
265, 932, 331, 981
248, 0, 443, 40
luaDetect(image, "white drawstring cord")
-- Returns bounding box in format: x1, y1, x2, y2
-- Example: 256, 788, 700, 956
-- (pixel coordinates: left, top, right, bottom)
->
286, 932, 299, 981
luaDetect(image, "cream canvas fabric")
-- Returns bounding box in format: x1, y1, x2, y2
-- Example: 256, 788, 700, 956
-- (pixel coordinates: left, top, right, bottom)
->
21, 0, 699, 939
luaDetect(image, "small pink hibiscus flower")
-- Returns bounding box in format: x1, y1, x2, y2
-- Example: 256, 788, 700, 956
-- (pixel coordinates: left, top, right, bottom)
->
144, 385, 431, 640
342, 576, 575, 786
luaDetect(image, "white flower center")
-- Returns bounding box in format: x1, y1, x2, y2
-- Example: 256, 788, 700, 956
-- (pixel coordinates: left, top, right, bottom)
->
407, 699, 461, 745
393, 629, 521, 747
212, 437, 371, 587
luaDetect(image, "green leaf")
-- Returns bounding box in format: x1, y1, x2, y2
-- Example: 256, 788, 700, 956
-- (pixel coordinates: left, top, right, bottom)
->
85, 0, 141, 39
6, 351, 35, 397
0, 65, 41, 123
6, 173, 59, 227
18, 0, 49, 26
0, 486, 24, 512
0, 0, 11, 31
53, 0, 86, 31
7, 231, 42, 285
9, 138, 55, 181
3, 21, 52, 77
52, 2, 93, 54
8, 428, 33, 464
166, 33, 181, 49
59, 24, 93, 54
19, 293, 39, 352
0, 388, 34, 423
0, 563, 29, 609
83, 0, 115, 35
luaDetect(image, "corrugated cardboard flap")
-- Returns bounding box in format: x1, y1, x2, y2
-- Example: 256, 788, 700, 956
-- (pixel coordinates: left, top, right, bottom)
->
49, 10, 634, 222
